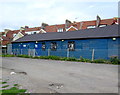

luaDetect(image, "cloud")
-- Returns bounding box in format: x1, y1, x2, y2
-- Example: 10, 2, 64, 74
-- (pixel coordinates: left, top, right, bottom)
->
0, 0, 118, 31
89, 5, 95, 8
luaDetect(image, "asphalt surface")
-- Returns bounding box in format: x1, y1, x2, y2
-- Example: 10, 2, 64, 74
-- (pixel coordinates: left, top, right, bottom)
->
1, 57, 118, 93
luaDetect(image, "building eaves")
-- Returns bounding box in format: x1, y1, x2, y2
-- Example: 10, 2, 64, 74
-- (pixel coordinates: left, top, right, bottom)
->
12, 24, 119, 43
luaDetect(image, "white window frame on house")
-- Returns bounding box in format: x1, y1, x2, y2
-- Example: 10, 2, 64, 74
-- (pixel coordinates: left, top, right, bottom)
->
68, 41, 75, 51
57, 28, 63, 32
87, 25, 96, 29
51, 42, 57, 50
42, 42, 46, 50
99, 24, 107, 27
66, 26, 78, 31
13, 33, 17, 37
25, 32, 32, 35
25, 31, 40, 35
3, 34, 6, 37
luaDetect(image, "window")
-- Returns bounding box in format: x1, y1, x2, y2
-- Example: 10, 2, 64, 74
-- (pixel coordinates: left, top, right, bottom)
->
34, 32, 36, 34
23, 45, 26, 47
42, 43, 46, 50
13, 34, 17, 37
87, 26, 96, 29
68, 41, 75, 51
51, 42, 57, 50
57, 28, 63, 32
99, 24, 107, 27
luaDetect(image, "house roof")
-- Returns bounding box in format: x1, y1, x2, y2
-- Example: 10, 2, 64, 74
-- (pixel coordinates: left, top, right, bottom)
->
2, 36, 10, 41
13, 24, 120, 43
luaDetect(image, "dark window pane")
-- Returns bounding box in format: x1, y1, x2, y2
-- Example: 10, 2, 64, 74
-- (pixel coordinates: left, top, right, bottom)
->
42, 43, 45, 50
68, 41, 75, 51
51, 42, 57, 51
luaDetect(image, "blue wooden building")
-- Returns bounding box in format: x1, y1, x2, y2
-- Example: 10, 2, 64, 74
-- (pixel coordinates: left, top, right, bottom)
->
12, 24, 120, 59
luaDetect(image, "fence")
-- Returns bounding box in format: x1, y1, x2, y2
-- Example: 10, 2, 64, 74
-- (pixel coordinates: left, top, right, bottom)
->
2, 48, 120, 60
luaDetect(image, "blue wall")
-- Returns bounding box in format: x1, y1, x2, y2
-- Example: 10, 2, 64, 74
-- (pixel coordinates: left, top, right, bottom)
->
12, 37, 120, 59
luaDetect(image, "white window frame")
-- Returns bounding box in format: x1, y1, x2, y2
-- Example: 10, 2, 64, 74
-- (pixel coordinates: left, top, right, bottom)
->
57, 28, 63, 32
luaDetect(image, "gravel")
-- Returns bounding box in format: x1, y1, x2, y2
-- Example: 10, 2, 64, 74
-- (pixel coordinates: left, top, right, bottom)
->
1, 57, 118, 93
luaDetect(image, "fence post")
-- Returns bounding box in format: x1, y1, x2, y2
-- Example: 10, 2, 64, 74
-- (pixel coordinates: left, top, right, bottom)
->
33, 49, 35, 57
28, 49, 30, 56
21, 49, 22, 55
48, 49, 50, 56
67, 48, 69, 58
92, 49, 95, 61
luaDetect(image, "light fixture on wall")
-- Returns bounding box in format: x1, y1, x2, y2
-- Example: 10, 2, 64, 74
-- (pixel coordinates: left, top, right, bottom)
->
62, 40, 64, 41
112, 38, 116, 41
36, 41, 38, 43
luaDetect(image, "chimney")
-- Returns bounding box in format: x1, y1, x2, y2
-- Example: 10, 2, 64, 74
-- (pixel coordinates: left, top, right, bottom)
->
4, 29, 10, 34
41, 23, 49, 29
25, 26, 29, 29
96, 15, 101, 27
65, 19, 72, 29
20, 27, 25, 32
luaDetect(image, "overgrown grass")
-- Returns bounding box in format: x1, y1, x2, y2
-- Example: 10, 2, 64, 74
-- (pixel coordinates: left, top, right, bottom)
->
2, 87, 27, 95
2, 85, 9, 88
2, 55, 15, 57
0, 81, 28, 95
1, 82, 7, 84
13, 84, 20, 87
2, 54, 120, 65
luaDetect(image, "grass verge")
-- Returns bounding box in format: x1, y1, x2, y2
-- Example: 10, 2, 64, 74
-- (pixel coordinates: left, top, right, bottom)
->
2, 54, 120, 65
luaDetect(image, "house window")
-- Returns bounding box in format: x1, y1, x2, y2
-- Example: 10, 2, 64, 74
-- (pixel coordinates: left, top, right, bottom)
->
87, 26, 96, 29
23, 45, 26, 47
68, 41, 75, 51
13, 34, 17, 37
42, 43, 46, 50
51, 42, 57, 50
99, 24, 107, 27
57, 28, 63, 32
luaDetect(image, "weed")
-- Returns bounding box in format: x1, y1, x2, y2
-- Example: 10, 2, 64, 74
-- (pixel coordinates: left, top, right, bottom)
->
2, 54, 120, 65
1, 87, 27, 95
1, 82, 7, 84
13, 84, 20, 87
2, 85, 9, 88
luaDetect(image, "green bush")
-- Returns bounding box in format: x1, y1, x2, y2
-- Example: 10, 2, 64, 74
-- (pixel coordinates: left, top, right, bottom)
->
66, 57, 77, 61
47, 56, 60, 60
17, 55, 32, 58
79, 56, 91, 62
92, 59, 106, 63
2, 54, 120, 65
39, 56, 49, 59
60, 57, 68, 61
2, 54, 14, 57
109, 56, 120, 65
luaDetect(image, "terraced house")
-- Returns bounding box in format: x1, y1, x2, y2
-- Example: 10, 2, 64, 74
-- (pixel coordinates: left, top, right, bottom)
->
1, 17, 119, 48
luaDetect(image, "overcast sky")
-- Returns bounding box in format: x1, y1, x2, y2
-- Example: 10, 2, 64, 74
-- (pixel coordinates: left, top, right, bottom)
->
0, 0, 119, 32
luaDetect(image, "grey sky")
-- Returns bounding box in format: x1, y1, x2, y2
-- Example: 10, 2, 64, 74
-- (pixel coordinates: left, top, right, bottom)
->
0, 0, 119, 32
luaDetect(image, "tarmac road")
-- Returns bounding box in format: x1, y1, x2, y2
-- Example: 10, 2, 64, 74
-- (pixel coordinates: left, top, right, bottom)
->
1, 57, 118, 93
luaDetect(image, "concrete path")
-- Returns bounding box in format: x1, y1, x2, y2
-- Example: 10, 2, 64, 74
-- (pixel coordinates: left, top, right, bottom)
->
1, 57, 118, 93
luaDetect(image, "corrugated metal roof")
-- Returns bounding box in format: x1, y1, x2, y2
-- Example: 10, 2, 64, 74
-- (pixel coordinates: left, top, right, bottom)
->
13, 24, 120, 43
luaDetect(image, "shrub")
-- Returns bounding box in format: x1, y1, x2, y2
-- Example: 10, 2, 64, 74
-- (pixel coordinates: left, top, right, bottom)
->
66, 57, 77, 61
79, 56, 91, 62
109, 56, 120, 65
2, 55, 15, 57
17, 55, 32, 58
47, 56, 60, 60
92, 59, 106, 63
60, 57, 68, 61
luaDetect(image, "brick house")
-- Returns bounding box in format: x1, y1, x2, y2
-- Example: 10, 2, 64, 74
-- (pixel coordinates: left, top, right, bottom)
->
1, 17, 119, 48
